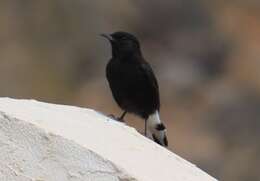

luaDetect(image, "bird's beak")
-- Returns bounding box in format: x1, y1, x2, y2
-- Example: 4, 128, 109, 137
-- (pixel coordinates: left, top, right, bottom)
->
100, 33, 114, 42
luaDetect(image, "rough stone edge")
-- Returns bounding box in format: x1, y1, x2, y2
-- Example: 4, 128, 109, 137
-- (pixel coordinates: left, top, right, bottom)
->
0, 111, 137, 181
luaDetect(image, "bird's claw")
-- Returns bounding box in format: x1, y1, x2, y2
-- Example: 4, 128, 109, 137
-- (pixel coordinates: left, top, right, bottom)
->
107, 114, 116, 119
116, 117, 125, 122
107, 114, 125, 122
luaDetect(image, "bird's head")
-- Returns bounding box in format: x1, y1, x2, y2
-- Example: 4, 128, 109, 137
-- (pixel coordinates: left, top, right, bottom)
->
101, 31, 142, 59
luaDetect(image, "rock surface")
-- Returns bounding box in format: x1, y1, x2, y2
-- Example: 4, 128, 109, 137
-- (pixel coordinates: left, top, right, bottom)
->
0, 98, 217, 181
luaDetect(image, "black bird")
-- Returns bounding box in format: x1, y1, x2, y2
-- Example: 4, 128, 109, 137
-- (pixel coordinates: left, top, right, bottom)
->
102, 31, 168, 147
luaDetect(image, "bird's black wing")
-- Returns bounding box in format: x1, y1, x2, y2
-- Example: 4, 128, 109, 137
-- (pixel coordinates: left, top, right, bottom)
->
140, 62, 159, 92
106, 58, 160, 118
138, 61, 160, 111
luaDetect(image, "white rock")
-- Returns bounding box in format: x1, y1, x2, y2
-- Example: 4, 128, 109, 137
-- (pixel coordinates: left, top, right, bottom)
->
0, 98, 217, 181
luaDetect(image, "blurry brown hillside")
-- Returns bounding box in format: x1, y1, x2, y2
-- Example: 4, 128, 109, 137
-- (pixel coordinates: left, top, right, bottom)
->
0, 1, 260, 180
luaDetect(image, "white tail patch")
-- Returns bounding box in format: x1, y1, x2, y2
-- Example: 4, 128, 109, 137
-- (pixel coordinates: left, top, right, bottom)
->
147, 111, 161, 128
147, 111, 168, 147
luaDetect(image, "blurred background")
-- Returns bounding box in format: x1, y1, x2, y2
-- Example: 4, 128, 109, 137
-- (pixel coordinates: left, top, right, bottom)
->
0, 0, 259, 180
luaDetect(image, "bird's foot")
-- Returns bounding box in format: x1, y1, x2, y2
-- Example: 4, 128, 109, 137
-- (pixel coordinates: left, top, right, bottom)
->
107, 114, 125, 122
116, 117, 125, 122
141, 131, 147, 137
107, 114, 116, 119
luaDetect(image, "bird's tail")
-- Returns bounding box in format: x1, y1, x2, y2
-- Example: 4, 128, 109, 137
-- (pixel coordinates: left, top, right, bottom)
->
147, 111, 168, 147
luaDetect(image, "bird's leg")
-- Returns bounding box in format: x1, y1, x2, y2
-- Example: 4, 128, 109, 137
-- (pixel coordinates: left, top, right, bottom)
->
144, 118, 147, 136
117, 111, 127, 122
